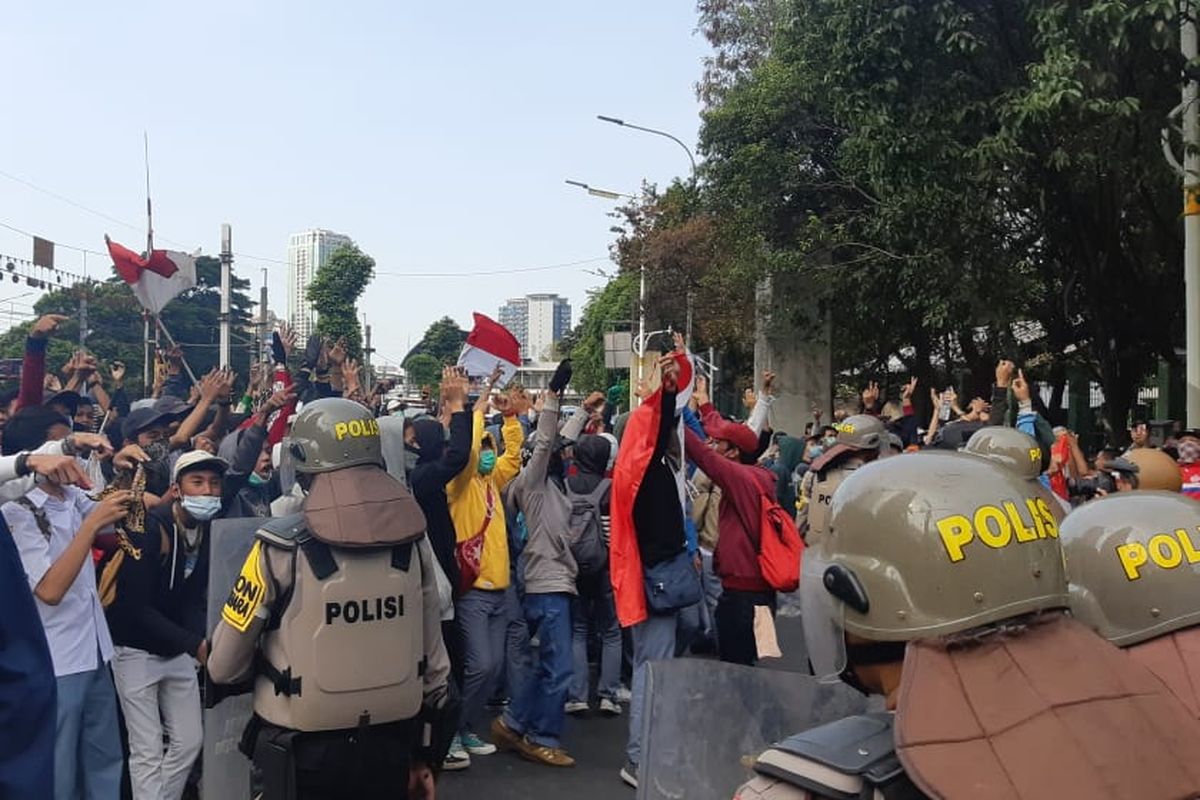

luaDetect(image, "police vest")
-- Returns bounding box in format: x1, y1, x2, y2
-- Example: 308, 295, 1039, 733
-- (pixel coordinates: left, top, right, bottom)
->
805, 460, 864, 548
252, 514, 426, 732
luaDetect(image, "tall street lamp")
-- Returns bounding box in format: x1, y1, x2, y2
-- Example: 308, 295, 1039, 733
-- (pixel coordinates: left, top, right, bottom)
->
597, 114, 699, 342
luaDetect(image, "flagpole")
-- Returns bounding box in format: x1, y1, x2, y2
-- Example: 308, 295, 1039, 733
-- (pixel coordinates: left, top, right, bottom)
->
143, 313, 151, 397
144, 132, 153, 255
154, 316, 199, 387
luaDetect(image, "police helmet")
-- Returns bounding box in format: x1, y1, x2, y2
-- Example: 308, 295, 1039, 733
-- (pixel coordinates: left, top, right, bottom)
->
1061, 491, 1200, 646
835, 415, 886, 451
963, 426, 1044, 481
286, 398, 383, 475
1125, 448, 1183, 492
802, 450, 1069, 679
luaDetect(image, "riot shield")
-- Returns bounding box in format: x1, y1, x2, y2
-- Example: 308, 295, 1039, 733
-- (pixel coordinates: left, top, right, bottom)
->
202, 517, 262, 800
638, 659, 873, 800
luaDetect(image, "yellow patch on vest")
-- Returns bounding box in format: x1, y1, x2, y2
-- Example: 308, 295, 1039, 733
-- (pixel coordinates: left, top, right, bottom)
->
1115, 527, 1200, 581
222, 541, 266, 633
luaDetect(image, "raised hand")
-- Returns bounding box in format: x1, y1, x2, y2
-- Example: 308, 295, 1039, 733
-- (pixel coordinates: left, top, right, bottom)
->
862, 381, 881, 409
1013, 369, 1031, 403
995, 359, 1015, 389
89, 490, 134, 527
30, 313, 68, 341
902, 377, 918, 402
110, 360, 127, 384
762, 370, 777, 396
658, 354, 681, 393
328, 338, 348, 367
509, 385, 532, 417
492, 392, 513, 415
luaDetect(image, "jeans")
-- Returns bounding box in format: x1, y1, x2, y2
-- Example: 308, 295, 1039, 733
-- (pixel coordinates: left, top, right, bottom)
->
111, 648, 203, 800
456, 589, 508, 734
54, 660, 122, 800
701, 550, 722, 642
502, 584, 533, 702
569, 577, 622, 703
716, 589, 777, 666
502, 592, 573, 749
626, 612, 677, 766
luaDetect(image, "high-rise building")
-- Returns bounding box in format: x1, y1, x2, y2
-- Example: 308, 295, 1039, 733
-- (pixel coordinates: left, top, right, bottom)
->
287, 229, 352, 340
498, 293, 572, 363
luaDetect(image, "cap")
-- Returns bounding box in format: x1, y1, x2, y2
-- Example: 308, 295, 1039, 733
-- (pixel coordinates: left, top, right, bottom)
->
706, 417, 759, 455
122, 407, 172, 440
172, 450, 229, 483
45, 390, 83, 416
153, 395, 192, 420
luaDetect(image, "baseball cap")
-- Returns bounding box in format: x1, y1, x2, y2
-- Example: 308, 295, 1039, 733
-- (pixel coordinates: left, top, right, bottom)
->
122, 407, 173, 441
172, 450, 229, 483
45, 390, 83, 416
706, 417, 759, 455
154, 395, 192, 419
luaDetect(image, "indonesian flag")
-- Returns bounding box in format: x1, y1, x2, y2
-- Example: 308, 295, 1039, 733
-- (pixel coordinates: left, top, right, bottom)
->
457, 312, 522, 388
105, 236, 197, 315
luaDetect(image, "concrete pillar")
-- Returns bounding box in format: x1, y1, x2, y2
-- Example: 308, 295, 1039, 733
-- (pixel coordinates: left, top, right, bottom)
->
754, 274, 832, 437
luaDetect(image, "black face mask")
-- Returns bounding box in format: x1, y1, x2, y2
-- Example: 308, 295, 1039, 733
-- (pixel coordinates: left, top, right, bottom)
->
144, 440, 170, 463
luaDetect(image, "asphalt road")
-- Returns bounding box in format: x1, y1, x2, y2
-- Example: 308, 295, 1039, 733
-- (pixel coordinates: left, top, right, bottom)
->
441, 615, 815, 799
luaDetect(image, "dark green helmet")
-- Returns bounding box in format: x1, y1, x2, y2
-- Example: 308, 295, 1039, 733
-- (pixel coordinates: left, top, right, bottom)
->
287, 398, 383, 474
964, 427, 1044, 481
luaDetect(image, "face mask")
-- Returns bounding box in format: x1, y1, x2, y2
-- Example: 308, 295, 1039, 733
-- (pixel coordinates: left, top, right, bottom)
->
478, 451, 497, 475
822, 437, 837, 449
145, 440, 170, 463
248, 472, 267, 487
181, 495, 221, 521
808, 445, 824, 460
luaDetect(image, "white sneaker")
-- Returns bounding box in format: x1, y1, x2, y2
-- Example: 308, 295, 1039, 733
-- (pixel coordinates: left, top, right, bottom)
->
599, 698, 622, 716
615, 685, 633, 703
564, 700, 590, 715
461, 731, 497, 756
444, 736, 471, 771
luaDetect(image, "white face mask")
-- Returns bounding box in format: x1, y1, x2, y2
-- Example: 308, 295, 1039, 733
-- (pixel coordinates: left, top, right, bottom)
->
180, 495, 221, 521
270, 484, 306, 517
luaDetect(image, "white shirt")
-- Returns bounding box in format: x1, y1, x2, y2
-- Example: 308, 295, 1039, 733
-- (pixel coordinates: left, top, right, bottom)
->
4, 484, 114, 676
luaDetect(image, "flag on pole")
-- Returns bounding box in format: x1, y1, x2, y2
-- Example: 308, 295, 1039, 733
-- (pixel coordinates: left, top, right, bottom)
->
105, 236, 196, 314
457, 312, 522, 387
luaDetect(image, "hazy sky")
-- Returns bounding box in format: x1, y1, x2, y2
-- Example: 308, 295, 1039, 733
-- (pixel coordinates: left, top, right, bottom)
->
0, 2, 707, 370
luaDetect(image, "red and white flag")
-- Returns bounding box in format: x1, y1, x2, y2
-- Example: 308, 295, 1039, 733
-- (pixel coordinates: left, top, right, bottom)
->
457, 312, 522, 388
105, 236, 196, 315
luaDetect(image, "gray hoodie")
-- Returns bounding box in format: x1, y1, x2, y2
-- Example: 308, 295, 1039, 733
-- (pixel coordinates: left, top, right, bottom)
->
507, 396, 578, 596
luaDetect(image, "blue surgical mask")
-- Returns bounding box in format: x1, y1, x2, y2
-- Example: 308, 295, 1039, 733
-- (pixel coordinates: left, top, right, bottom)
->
181, 495, 221, 521
248, 473, 267, 487
478, 450, 497, 475
808, 445, 824, 460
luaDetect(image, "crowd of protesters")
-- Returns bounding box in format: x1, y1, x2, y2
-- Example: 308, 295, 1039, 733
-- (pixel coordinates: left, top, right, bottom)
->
2, 308, 1194, 800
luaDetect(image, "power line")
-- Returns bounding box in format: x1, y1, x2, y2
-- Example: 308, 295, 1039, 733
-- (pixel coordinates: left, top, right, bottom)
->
0, 169, 614, 277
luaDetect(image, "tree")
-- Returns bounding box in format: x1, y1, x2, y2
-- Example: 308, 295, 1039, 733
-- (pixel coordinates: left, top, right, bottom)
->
404, 316, 467, 366
307, 243, 375, 359
568, 273, 637, 394
403, 353, 442, 390
0, 254, 256, 397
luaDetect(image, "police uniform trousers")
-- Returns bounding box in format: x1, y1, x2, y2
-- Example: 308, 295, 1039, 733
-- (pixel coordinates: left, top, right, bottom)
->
246, 716, 414, 800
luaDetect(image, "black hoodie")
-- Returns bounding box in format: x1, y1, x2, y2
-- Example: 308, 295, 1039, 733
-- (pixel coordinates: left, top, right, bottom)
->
409, 411, 471, 592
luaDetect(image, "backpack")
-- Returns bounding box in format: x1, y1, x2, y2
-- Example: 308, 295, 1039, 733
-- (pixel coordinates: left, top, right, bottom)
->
565, 479, 611, 577
756, 485, 803, 593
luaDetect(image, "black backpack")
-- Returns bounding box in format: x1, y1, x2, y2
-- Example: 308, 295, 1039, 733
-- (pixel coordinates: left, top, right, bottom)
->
565, 479, 611, 577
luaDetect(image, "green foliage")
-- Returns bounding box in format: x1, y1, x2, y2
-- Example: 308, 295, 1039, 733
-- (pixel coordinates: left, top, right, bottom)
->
403, 353, 442, 389
568, 273, 636, 395
690, 0, 1186, 436
0, 254, 255, 397
307, 243, 375, 359
404, 316, 467, 366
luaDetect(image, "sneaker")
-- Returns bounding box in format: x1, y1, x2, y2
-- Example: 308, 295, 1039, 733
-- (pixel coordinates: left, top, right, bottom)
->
443, 736, 471, 771
461, 731, 497, 756
620, 760, 639, 789
564, 700, 590, 715
615, 685, 633, 704
490, 717, 523, 753
599, 698, 622, 717
517, 737, 576, 767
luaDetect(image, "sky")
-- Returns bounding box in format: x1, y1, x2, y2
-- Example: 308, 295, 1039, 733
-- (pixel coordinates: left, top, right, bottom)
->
0, 1, 708, 371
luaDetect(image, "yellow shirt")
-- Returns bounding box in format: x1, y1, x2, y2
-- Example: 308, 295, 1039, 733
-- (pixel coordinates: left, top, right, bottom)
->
447, 411, 524, 591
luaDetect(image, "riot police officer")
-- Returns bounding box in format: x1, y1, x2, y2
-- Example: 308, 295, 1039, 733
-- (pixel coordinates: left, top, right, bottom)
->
796, 414, 885, 546
1062, 490, 1200, 716
739, 450, 1200, 799
207, 398, 451, 799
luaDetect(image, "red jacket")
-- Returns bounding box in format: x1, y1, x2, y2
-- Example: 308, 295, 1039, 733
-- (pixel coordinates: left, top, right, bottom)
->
685, 408, 774, 593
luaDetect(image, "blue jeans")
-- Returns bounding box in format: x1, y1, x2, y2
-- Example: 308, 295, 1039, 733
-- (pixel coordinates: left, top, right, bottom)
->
503, 593, 573, 749
456, 589, 508, 735
626, 612, 677, 766
570, 577, 621, 703
55, 661, 122, 800
502, 584, 533, 702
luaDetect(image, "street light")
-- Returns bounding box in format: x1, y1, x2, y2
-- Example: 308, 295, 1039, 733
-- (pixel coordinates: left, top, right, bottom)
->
596, 115, 698, 174
564, 179, 636, 201
597, 113, 699, 343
